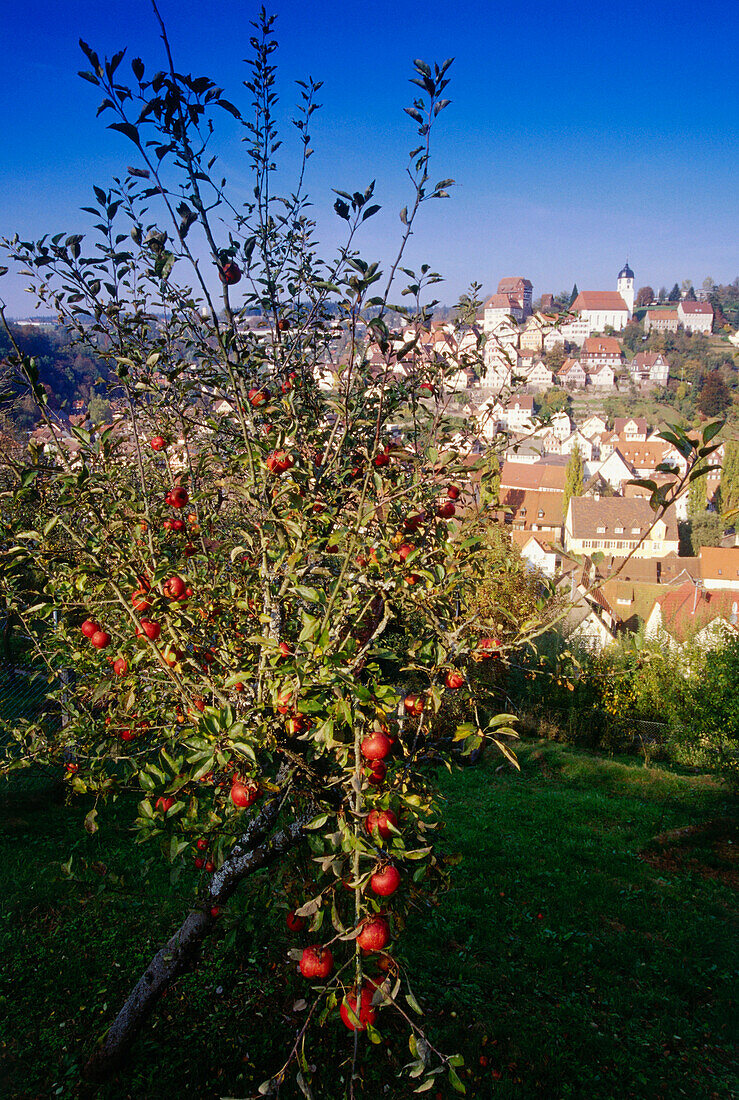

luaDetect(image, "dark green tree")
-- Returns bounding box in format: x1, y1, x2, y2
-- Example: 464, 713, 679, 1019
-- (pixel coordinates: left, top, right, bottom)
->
568, 283, 579, 306
668, 283, 681, 302
698, 371, 730, 417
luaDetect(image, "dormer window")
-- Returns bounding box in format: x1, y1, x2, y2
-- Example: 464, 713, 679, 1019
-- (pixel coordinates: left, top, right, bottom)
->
615, 526, 624, 534
631, 527, 641, 534
596, 526, 606, 533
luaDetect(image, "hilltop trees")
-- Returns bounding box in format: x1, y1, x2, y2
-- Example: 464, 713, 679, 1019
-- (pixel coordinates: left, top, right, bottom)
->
0, 12, 530, 1096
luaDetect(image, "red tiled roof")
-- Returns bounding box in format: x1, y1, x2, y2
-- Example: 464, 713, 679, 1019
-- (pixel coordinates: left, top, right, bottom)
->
631, 352, 668, 369
484, 293, 517, 310
679, 301, 713, 314
646, 309, 679, 321
582, 336, 622, 356
500, 461, 567, 492
613, 417, 648, 434
497, 277, 532, 293
502, 488, 565, 528
653, 581, 739, 642
699, 546, 739, 581
572, 291, 628, 312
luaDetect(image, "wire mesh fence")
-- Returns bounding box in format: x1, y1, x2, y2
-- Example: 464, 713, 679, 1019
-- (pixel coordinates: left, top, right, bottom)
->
0, 659, 63, 795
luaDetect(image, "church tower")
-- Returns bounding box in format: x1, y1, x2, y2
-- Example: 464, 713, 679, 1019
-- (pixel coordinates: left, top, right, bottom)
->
617, 261, 635, 317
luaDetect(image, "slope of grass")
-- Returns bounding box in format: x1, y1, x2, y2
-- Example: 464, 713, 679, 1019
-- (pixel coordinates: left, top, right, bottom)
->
0, 742, 736, 1099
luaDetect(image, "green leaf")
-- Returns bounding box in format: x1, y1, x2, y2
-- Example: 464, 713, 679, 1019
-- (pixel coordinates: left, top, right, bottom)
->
448, 1065, 466, 1094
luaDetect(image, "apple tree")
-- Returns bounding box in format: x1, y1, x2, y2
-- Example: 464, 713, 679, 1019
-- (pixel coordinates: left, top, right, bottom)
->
0, 10, 521, 1096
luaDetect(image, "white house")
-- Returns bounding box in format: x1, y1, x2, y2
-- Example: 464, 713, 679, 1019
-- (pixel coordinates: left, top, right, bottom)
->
629, 353, 670, 387
645, 581, 738, 651
558, 358, 588, 388
594, 449, 636, 491
515, 532, 561, 577
580, 414, 608, 438
525, 360, 554, 390
581, 336, 623, 369
589, 364, 616, 389
613, 417, 648, 442
677, 300, 714, 334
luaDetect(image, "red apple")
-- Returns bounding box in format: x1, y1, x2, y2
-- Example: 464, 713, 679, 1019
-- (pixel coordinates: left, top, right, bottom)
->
370, 865, 401, 897
167, 486, 189, 509
365, 809, 398, 840
90, 630, 111, 650
445, 669, 464, 690
367, 760, 387, 787
447, 483, 461, 499
155, 796, 174, 813
210, 906, 221, 918
356, 916, 390, 953
194, 857, 205, 869
340, 986, 377, 1031
436, 499, 455, 519
219, 261, 242, 285
398, 543, 415, 561
477, 637, 501, 658
112, 658, 128, 677
150, 435, 166, 451
403, 511, 424, 532
286, 909, 306, 933
196, 838, 208, 851
299, 945, 333, 979
230, 780, 260, 808
205, 860, 215, 873
247, 388, 268, 406
361, 731, 392, 762
276, 687, 294, 715
138, 620, 161, 641
131, 589, 151, 613
404, 693, 424, 717
278, 641, 292, 660
120, 728, 136, 742
277, 318, 290, 332
163, 575, 186, 599
81, 619, 100, 639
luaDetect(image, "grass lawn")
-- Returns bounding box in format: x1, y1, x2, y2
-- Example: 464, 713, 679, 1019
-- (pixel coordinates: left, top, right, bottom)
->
0, 742, 736, 1099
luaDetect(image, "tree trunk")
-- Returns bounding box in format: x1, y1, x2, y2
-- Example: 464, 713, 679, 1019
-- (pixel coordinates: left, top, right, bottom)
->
84, 806, 308, 1080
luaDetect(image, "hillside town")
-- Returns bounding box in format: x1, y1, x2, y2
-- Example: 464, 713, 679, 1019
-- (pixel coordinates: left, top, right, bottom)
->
20, 263, 739, 658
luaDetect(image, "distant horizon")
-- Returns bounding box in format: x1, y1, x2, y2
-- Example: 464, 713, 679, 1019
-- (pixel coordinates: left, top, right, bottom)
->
1, 0, 737, 316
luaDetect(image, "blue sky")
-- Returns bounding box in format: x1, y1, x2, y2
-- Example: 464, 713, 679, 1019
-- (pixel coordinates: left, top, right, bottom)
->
1, 0, 737, 315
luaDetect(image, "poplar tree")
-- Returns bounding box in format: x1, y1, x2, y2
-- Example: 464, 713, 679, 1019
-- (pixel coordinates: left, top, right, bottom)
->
563, 443, 584, 516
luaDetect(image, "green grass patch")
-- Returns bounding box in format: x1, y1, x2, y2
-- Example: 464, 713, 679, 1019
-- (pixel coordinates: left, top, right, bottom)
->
0, 742, 736, 1099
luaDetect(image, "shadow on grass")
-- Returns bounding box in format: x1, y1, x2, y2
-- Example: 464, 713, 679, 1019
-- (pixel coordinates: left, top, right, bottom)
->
0, 742, 736, 1099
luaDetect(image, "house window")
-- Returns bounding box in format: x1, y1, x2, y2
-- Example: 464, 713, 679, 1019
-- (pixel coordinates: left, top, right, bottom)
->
520, 508, 527, 517
538, 509, 544, 518
631, 528, 641, 534
718, 568, 722, 575
597, 526, 606, 533
615, 526, 624, 534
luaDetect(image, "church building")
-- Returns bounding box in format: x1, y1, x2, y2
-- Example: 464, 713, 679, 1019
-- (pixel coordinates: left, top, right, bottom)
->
570, 263, 634, 334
